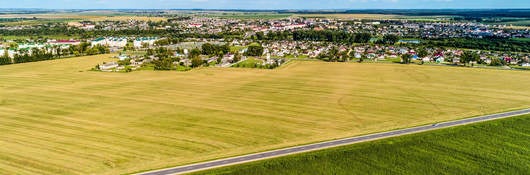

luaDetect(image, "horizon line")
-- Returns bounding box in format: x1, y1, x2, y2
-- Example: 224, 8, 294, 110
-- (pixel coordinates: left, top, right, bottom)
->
1, 8, 530, 11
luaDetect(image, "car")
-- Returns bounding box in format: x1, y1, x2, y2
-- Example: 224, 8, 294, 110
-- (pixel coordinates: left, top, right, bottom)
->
432, 123, 439, 127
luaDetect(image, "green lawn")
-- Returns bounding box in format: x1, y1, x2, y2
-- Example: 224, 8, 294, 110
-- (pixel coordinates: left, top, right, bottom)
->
232, 58, 264, 68
230, 46, 246, 53
193, 114, 530, 175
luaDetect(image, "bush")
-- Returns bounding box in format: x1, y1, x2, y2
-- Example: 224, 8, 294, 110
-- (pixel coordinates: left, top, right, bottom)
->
489, 58, 504, 66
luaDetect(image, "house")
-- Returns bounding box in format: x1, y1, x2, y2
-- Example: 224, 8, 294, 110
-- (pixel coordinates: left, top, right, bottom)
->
453, 57, 461, 64
354, 53, 361, 59
133, 37, 159, 48
485, 58, 492, 64
82, 24, 96, 30
91, 37, 127, 48
435, 57, 445, 63
118, 55, 129, 60
91, 37, 106, 46
0, 48, 17, 58
99, 62, 119, 71
188, 23, 202, 28
48, 40, 81, 46
179, 59, 192, 67
107, 37, 127, 48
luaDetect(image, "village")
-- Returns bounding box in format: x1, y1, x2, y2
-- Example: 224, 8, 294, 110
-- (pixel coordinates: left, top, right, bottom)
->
1, 15, 530, 70
85, 36, 530, 72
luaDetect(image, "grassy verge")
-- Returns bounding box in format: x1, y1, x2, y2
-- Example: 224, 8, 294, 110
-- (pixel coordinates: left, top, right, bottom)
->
192, 114, 530, 175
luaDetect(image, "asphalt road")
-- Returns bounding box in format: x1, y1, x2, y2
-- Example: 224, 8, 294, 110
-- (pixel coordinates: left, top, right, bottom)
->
138, 108, 530, 175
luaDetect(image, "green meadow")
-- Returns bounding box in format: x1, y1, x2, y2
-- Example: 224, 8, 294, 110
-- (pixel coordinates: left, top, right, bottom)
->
193, 114, 530, 175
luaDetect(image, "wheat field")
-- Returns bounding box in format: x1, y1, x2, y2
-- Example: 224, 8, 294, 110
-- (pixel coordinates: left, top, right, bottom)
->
0, 55, 529, 174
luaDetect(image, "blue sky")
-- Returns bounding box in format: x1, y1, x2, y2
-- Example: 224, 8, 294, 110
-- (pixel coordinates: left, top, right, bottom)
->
1, 0, 529, 9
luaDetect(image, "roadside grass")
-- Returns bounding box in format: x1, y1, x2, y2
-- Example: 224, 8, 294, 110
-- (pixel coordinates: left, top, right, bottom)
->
192, 114, 530, 175
0, 57, 529, 174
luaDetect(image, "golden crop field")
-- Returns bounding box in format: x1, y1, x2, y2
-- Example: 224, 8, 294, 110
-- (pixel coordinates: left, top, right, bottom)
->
1, 55, 529, 175
0, 13, 167, 22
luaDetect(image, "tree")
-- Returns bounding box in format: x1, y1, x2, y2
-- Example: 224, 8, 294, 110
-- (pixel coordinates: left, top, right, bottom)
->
245, 45, 264, 57
0, 49, 11, 65
489, 58, 504, 66
189, 48, 201, 59
202, 43, 215, 55
401, 54, 412, 64
359, 55, 366, 63
191, 56, 203, 68
233, 52, 242, 63
461, 51, 479, 66
153, 58, 173, 70
417, 48, 429, 58
256, 32, 265, 40
382, 34, 400, 45
354, 33, 372, 43
118, 58, 131, 66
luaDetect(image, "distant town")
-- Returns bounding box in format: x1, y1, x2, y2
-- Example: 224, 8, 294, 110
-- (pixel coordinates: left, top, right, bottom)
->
1, 10, 529, 72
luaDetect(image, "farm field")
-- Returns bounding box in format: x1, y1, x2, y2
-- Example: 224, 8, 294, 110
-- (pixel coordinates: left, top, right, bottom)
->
192, 114, 530, 175
0, 13, 167, 26
0, 56, 530, 174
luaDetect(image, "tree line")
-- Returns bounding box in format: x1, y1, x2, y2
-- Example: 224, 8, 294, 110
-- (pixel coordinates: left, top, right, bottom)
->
254, 30, 373, 43
0, 26, 245, 40
1, 42, 109, 65
422, 37, 530, 53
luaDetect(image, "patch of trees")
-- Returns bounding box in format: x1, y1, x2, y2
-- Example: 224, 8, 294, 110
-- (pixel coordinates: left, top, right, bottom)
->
146, 47, 174, 59
489, 58, 505, 66
401, 54, 412, 64
423, 38, 530, 53
293, 30, 372, 43
0, 51, 11, 65
149, 47, 182, 70
245, 45, 264, 56
0, 26, 245, 40
201, 43, 230, 56
6, 42, 109, 64
153, 57, 179, 70
254, 30, 372, 43
460, 51, 480, 66
317, 47, 350, 62
376, 34, 400, 45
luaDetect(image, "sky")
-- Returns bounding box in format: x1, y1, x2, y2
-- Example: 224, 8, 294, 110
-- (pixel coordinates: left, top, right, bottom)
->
0, 0, 529, 9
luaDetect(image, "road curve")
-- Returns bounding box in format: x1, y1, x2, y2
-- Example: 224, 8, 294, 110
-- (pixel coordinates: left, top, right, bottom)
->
137, 108, 530, 175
